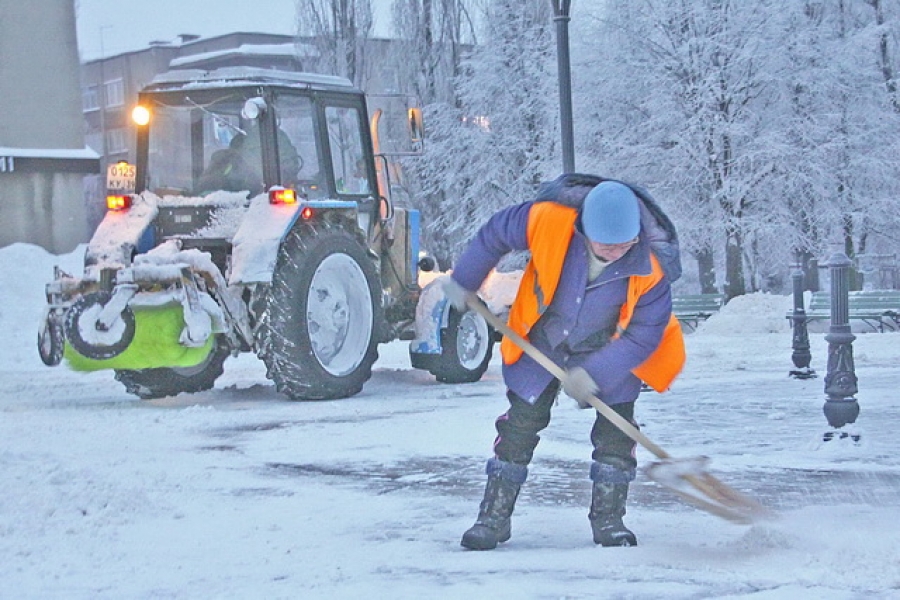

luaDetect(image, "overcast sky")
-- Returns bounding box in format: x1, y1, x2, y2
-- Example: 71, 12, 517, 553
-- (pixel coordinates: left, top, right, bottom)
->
75, 0, 394, 61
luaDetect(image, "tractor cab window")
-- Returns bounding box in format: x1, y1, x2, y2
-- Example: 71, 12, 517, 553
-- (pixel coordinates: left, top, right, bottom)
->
143, 91, 325, 199
272, 95, 325, 198
326, 106, 371, 196
145, 93, 262, 197
196, 112, 262, 196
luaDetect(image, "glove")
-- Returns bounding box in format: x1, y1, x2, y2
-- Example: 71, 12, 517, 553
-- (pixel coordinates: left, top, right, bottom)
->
563, 367, 599, 409
442, 277, 474, 312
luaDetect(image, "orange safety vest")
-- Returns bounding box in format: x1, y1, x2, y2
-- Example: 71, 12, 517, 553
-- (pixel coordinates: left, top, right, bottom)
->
500, 202, 685, 392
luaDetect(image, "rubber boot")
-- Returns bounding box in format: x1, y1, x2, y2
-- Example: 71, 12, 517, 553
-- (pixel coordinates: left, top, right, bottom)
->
460, 458, 527, 550
589, 461, 637, 547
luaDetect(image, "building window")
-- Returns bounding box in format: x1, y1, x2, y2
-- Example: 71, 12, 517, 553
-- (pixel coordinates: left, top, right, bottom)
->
83, 86, 100, 112
105, 78, 125, 108
106, 128, 128, 154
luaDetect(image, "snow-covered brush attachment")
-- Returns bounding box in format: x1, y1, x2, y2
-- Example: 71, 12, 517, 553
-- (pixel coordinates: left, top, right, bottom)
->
464, 295, 773, 525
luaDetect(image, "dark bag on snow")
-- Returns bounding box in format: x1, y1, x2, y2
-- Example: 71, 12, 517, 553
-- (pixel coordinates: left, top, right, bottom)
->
534, 173, 682, 283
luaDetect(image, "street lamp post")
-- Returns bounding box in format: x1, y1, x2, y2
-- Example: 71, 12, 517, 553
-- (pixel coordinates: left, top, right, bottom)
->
789, 256, 815, 379
822, 251, 860, 442
550, 0, 575, 174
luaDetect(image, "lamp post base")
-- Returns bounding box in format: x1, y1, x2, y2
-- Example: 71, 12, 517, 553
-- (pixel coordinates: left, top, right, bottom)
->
789, 366, 816, 380
822, 428, 861, 444
823, 397, 860, 429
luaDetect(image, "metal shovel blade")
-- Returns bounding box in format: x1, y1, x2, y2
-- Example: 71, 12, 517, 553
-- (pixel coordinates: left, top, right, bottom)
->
645, 457, 773, 524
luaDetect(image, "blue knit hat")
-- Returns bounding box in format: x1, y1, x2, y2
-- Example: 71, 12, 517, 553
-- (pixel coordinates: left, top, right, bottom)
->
581, 181, 641, 244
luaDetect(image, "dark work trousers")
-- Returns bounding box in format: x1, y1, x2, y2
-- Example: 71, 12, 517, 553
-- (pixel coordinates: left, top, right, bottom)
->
493, 379, 638, 471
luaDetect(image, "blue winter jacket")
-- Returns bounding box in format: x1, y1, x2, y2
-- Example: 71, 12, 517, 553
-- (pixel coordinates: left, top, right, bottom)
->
452, 200, 673, 405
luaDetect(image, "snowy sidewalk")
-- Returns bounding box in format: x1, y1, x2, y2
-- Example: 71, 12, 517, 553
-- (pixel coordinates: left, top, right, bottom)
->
2, 247, 899, 599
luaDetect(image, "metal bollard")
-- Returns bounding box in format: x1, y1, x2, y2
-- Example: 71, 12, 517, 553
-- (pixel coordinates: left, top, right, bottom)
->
789, 261, 815, 379
807, 258, 820, 292
822, 251, 860, 441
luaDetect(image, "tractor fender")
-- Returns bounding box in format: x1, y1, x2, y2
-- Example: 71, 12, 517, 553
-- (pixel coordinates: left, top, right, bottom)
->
409, 276, 454, 356
85, 192, 158, 279
229, 197, 359, 285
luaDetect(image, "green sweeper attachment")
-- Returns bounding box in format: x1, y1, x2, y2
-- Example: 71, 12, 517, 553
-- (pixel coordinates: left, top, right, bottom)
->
62, 299, 216, 372
39, 248, 237, 379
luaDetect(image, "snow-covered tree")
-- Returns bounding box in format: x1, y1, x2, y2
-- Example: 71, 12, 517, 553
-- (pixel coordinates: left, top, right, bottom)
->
570, 0, 900, 294
777, 0, 900, 286
846, 0, 900, 261
578, 1, 786, 298
868, 0, 900, 114
390, 0, 479, 105
296, 0, 375, 88
405, 0, 559, 267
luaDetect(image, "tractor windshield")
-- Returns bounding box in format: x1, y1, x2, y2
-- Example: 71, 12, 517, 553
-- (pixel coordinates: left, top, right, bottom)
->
142, 90, 324, 199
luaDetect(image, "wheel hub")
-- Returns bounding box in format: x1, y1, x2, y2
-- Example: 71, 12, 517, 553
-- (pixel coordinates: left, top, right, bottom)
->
306, 253, 373, 376
457, 311, 489, 369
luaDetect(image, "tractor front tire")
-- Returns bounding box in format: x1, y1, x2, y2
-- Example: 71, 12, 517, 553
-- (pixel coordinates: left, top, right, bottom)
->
428, 307, 494, 384
114, 337, 230, 400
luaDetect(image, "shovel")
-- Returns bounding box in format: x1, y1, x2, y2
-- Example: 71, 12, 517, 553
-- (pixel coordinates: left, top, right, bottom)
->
464, 294, 771, 524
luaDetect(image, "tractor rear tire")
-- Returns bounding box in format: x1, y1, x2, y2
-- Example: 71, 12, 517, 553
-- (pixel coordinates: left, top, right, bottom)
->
114, 336, 230, 400
254, 222, 383, 400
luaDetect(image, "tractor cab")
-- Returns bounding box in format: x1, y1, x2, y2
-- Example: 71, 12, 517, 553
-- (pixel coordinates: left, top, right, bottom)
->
129, 68, 383, 239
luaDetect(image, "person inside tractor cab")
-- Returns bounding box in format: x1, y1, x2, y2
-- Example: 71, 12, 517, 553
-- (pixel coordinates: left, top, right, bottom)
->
196, 122, 304, 197
195, 141, 262, 196
336, 157, 370, 194
231, 122, 303, 186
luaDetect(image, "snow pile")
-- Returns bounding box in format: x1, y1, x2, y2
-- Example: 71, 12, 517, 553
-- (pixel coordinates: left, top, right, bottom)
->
695, 291, 792, 335
0, 243, 85, 370
229, 194, 299, 284
481, 269, 523, 312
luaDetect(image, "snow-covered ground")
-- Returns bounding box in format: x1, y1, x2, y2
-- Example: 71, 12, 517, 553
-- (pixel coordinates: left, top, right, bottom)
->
2, 242, 899, 599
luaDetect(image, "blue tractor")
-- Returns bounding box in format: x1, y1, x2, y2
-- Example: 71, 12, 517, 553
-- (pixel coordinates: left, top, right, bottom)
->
38, 67, 495, 400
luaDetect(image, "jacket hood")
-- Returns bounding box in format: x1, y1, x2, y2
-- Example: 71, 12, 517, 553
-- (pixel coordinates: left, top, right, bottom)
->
535, 173, 682, 283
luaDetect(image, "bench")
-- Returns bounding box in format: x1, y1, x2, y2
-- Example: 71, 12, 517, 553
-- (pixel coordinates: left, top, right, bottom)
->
672, 294, 726, 331
788, 290, 900, 332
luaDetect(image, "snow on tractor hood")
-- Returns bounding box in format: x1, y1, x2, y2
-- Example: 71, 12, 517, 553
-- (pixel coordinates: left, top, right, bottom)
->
84, 191, 256, 281
85, 193, 159, 279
